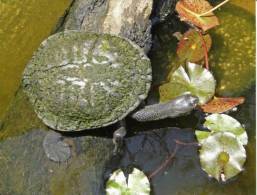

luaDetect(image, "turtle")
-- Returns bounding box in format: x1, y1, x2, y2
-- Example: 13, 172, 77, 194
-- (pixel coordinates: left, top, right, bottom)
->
22, 30, 199, 162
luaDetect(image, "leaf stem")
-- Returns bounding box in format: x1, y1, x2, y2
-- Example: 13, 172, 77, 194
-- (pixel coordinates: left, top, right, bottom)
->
175, 139, 199, 146
148, 139, 199, 179
199, 0, 230, 17
148, 144, 178, 179
197, 31, 209, 70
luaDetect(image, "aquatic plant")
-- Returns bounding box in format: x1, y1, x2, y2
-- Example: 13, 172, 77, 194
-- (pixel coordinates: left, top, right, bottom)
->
154, 0, 250, 183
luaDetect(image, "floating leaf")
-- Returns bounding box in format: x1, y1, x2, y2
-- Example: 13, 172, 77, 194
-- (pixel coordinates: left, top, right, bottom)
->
177, 29, 212, 62
195, 114, 248, 145
199, 132, 246, 181
200, 96, 245, 113
175, 0, 219, 31
159, 62, 216, 104
106, 168, 150, 195
203, 113, 248, 145
195, 130, 210, 144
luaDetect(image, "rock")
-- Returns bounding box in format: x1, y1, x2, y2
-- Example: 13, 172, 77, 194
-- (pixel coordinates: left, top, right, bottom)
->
62, 0, 153, 52
152, 0, 178, 23
0, 129, 113, 195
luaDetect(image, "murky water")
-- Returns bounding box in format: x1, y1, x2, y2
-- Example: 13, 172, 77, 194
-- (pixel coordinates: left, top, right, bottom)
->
231, 0, 255, 14
0, 0, 71, 120
0, 1, 255, 195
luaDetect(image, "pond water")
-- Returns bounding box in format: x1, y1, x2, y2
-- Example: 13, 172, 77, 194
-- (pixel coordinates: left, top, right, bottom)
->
0, 1, 255, 195
135, 3, 256, 194
0, 0, 71, 120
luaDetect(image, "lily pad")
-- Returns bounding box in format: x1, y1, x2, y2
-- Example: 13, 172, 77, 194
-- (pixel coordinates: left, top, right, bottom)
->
199, 132, 246, 181
177, 29, 212, 62
195, 130, 211, 144
202, 113, 248, 145
159, 62, 216, 104
200, 96, 245, 113
106, 168, 150, 195
175, 0, 219, 31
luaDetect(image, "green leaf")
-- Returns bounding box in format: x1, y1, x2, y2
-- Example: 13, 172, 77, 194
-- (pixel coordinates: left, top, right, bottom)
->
159, 62, 216, 104
203, 114, 248, 145
195, 130, 210, 144
106, 169, 127, 195
177, 29, 212, 62
106, 168, 150, 195
175, 0, 219, 31
199, 132, 246, 181
128, 168, 151, 194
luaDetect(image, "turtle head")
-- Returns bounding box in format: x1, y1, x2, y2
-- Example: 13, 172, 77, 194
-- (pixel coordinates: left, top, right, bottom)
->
185, 94, 199, 108
172, 94, 199, 112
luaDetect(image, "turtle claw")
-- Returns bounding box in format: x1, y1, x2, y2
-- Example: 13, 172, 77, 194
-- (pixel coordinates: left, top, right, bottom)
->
43, 131, 71, 163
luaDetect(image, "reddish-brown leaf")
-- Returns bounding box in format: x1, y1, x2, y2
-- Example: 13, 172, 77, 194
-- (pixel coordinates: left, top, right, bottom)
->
176, 29, 212, 62
175, 0, 219, 31
200, 97, 245, 113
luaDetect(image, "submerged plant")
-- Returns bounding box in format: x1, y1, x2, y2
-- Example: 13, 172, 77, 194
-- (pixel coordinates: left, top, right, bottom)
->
176, 29, 212, 63
175, 0, 230, 70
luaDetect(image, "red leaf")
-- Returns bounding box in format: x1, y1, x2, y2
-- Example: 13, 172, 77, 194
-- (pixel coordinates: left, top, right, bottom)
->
175, 0, 219, 31
200, 97, 245, 113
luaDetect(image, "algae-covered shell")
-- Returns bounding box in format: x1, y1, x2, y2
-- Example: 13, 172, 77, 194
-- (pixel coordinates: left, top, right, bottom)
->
22, 30, 151, 131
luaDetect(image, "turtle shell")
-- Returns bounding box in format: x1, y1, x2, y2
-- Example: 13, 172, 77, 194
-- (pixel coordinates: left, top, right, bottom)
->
22, 31, 151, 131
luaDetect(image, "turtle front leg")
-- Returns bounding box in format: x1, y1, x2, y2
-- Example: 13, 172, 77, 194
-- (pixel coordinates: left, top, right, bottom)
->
131, 94, 199, 122
43, 131, 72, 162
113, 120, 127, 155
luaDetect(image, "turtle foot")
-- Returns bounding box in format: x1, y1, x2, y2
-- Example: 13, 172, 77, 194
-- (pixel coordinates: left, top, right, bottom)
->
43, 131, 71, 162
113, 126, 127, 155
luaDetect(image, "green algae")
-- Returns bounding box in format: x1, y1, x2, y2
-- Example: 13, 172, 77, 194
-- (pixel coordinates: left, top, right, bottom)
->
22, 31, 151, 131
